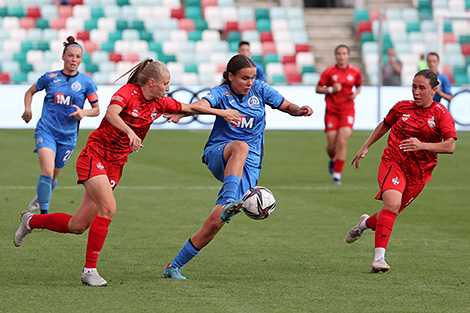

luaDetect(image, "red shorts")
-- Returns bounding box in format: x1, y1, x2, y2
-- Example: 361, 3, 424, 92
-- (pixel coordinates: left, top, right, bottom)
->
375, 160, 425, 212
324, 112, 355, 132
76, 145, 123, 190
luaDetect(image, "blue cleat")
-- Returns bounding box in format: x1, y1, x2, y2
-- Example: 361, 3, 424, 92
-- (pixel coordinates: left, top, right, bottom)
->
220, 200, 244, 223
164, 264, 187, 279
328, 159, 334, 174
333, 177, 341, 185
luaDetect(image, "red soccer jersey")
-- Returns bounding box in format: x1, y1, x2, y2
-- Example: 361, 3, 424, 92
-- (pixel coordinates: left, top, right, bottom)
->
86, 84, 182, 164
382, 100, 457, 184
318, 64, 362, 115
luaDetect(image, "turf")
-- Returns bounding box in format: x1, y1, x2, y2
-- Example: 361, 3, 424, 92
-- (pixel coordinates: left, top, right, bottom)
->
1, 129, 469, 313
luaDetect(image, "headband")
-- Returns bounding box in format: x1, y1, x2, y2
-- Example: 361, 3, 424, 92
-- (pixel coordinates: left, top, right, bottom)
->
63, 43, 83, 54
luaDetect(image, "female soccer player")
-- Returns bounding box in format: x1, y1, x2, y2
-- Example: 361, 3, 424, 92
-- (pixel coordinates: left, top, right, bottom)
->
163, 54, 313, 279
14, 58, 240, 286
316, 44, 362, 185
346, 69, 456, 272
22, 36, 100, 214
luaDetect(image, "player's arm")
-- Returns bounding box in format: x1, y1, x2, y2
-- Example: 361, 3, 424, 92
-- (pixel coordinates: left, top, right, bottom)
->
69, 100, 100, 120
352, 121, 391, 168
167, 99, 241, 125
22, 84, 39, 123
349, 85, 362, 100
105, 104, 142, 152
399, 137, 455, 154
277, 99, 313, 117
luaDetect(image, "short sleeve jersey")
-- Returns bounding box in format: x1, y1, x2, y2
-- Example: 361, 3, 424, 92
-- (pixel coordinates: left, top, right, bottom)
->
382, 100, 457, 184
317, 64, 362, 115
203, 80, 284, 168
35, 70, 98, 145
87, 84, 182, 165
434, 73, 452, 103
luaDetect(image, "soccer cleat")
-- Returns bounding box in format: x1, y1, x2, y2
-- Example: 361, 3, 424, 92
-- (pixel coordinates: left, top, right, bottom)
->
332, 177, 341, 185
81, 268, 108, 286
14, 210, 33, 247
328, 159, 334, 174
220, 200, 244, 223
28, 195, 39, 212
164, 264, 187, 279
346, 214, 370, 243
371, 258, 391, 273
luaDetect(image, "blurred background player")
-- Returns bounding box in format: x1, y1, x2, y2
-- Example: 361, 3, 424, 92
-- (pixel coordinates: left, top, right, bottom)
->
14, 58, 239, 286
347, 70, 456, 273
22, 36, 100, 214
238, 41, 267, 82
426, 52, 452, 103
163, 54, 313, 279
382, 47, 403, 86
316, 44, 362, 185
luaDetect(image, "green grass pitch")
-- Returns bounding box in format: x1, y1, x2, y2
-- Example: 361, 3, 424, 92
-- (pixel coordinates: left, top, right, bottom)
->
1, 129, 469, 313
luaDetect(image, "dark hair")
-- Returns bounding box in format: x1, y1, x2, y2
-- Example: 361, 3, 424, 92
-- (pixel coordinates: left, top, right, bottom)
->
221, 54, 256, 86
62, 36, 82, 54
334, 44, 350, 54
427, 52, 440, 61
238, 41, 250, 48
114, 58, 168, 85
414, 69, 439, 88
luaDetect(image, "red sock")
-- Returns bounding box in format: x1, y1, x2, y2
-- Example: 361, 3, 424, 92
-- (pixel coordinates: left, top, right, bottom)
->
29, 213, 72, 233
333, 159, 345, 173
366, 212, 378, 231
375, 210, 397, 249
85, 216, 112, 268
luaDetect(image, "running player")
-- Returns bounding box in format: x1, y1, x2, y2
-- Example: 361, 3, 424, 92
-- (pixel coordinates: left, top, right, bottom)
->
316, 44, 362, 185
22, 36, 100, 214
14, 58, 240, 286
346, 69, 456, 272
163, 54, 313, 279
426, 52, 453, 103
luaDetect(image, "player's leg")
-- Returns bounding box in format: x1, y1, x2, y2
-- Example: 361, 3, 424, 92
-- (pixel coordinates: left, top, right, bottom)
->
331, 125, 352, 185
325, 130, 337, 175
36, 147, 56, 214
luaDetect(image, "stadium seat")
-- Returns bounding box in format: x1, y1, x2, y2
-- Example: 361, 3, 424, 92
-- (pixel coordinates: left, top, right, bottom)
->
238, 7, 254, 21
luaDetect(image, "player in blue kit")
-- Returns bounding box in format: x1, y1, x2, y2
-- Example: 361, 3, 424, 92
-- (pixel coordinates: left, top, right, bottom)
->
163, 54, 313, 279
22, 36, 100, 214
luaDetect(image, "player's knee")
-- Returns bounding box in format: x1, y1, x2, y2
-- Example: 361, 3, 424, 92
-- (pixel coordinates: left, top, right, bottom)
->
383, 202, 400, 214
68, 221, 90, 234
99, 203, 116, 220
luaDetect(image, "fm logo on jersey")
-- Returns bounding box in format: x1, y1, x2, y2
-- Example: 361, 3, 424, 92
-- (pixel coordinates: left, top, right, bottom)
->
233, 115, 254, 129
55, 93, 72, 106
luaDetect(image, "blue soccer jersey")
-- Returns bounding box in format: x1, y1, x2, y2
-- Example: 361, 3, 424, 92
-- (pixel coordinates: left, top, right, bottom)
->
35, 70, 98, 146
434, 72, 452, 103
202, 80, 284, 170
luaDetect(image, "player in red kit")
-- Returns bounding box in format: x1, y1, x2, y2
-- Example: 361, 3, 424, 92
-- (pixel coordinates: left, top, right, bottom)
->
346, 70, 456, 272
316, 45, 362, 185
14, 58, 241, 286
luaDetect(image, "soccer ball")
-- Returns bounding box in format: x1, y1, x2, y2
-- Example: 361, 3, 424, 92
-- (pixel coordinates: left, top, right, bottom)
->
242, 186, 276, 220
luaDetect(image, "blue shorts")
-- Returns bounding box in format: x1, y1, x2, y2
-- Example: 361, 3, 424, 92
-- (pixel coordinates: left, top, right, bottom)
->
203, 143, 261, 204
34, 130, 75, 169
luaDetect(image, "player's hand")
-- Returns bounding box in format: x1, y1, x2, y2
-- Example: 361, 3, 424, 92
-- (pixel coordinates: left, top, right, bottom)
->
348, 93, 357, 100
68, 105, 86, 120
221, 109, 241, 125
297, 106, 313, 116
399, 137, 422, 152
351, 147, 368, 169
128, 132, 143, 152
22, 109, 32, 123
333, 82, 342, 93
163, 113, 186, 123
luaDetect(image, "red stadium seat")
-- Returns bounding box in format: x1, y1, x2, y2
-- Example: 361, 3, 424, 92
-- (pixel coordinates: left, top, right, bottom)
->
202, 0, 217, 9
179, 19, 196, 32
443, 33, 456, 44
356, 21, 372, 41
50, 18, 67, 30
262, 41, 277, 54
295, 44, 310, 54
171, 8, 185, 19
286, 73, 302, 84
0, 73, 11, 84
282, 55, 296, 64
442, 65, 455, 84
260, 32, 273, 42
109, 52, 122, 63
69, 0, 84, 5
58, 5, 73, 19
123, 52, 140, 63
76, 30, 90, 41
239, 20, 256, 32
284, 63, 299, 75
19, 17, 36, 30
369, 9, 379, 22
461, 43, 470, 56
225, 21, 238, 33
26, 7, 41, 18
84, 40, 99, 53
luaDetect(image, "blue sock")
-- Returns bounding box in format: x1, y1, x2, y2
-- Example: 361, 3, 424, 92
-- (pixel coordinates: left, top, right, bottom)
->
222, 175, 241, 204
37, 175, 53, 214
170, 239, 200, 268
52, 178, 58, 190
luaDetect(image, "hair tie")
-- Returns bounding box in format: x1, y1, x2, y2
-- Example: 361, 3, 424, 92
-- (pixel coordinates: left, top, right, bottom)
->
148, 59, 153, 62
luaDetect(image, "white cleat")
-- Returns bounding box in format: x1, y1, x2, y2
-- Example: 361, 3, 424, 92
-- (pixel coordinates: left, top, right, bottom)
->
14, 210, 33, 247
371, 258, 391, 273
28, 195, 39, 212
81, 268, 108, 287
346, 214, 370, 244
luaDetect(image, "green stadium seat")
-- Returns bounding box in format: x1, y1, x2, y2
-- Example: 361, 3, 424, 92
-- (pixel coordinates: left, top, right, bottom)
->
116, 20, 128, 31
194, 19, 208, 31
188, 31, 202, 41
301, 65, 316, 74
84, 62, 99, 73
454, 74, 469, 86
229, 41, 239, 52
255, 8, 270, 20
158, 53, 176, 64
227, 32, 241, 43
149, 41, 163, 54
13, 52, 27, 63
101, 41, 115, 52
444, 22, 453, 33
251, 55, 263, 64
116, 0, 130, 6
21, 42, 34, 52
185, 6, 201, 20
91, 7, 104, 19
82, 53, 91, 63
354, 9, 369, 28
36, 19, 49, 29
360, 32, 375, 45
37, 42, 50, 51
264, 54, 279, 64
108, 31, 122, 42
453, 66, 467, 76
184, 64, 198, 73
140, 30, 153, 42
12, 72, 28, 84
8, 7, 26, 18
257, 19, 271, 32
131, 20, 144, 31
20, 63, 33, 73
406, 22, 420, 33
271, 74, 286, 85
460, 35, 470, 44
0, 7, 8, 17
85, 19, 98, 31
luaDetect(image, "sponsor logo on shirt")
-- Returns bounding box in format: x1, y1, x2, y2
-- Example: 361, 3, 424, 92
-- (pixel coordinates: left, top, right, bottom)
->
36, 137, 43, 145
428, 116, 435, 128
392, 177, 400, 185
112, 95, 123, 102
247, 96, 260, 108
55, 93, 71, 106
71, 81, 81, 91
132, 109, 139, 117
97, 162, 104, 170
347, 74, 354, 81
49, 73, 58, 78
53, 79, 61, 83
151, 108, 157, 120
332, 75, 338, 81
233, 115, 254, 129
224, 90, 232, 97
402, 114, 410, 121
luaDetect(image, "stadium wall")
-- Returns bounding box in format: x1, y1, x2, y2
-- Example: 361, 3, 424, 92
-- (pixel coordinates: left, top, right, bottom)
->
1, 85, 468, 131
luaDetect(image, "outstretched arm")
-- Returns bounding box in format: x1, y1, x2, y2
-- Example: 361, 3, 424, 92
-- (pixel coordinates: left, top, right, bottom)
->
166, 99, 241, 125
277, 99, 313, 116
352, 121, 391, 169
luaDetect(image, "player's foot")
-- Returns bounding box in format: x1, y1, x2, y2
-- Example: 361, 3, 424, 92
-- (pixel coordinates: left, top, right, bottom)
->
81, 268, 108, 286
333, 177, 341, 185
220, 200, 244, 223
371, 258, 390, 273
164, 264, 187, 279
328, 159, 334, 174
14, 210, 33, 247
28, 195, 39, 212
346, 214, 370, 243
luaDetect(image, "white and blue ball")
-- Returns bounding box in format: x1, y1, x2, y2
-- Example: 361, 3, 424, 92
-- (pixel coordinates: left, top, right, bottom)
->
242, 186, 276, 220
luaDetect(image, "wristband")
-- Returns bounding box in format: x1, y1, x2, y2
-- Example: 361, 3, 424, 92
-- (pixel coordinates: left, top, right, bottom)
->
328, 86, 333, 94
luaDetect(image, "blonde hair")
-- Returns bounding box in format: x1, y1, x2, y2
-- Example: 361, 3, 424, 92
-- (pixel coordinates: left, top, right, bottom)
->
114, 58, 168, 85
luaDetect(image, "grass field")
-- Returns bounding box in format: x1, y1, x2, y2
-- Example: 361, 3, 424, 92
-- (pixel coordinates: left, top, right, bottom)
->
1, 129, 469, 313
